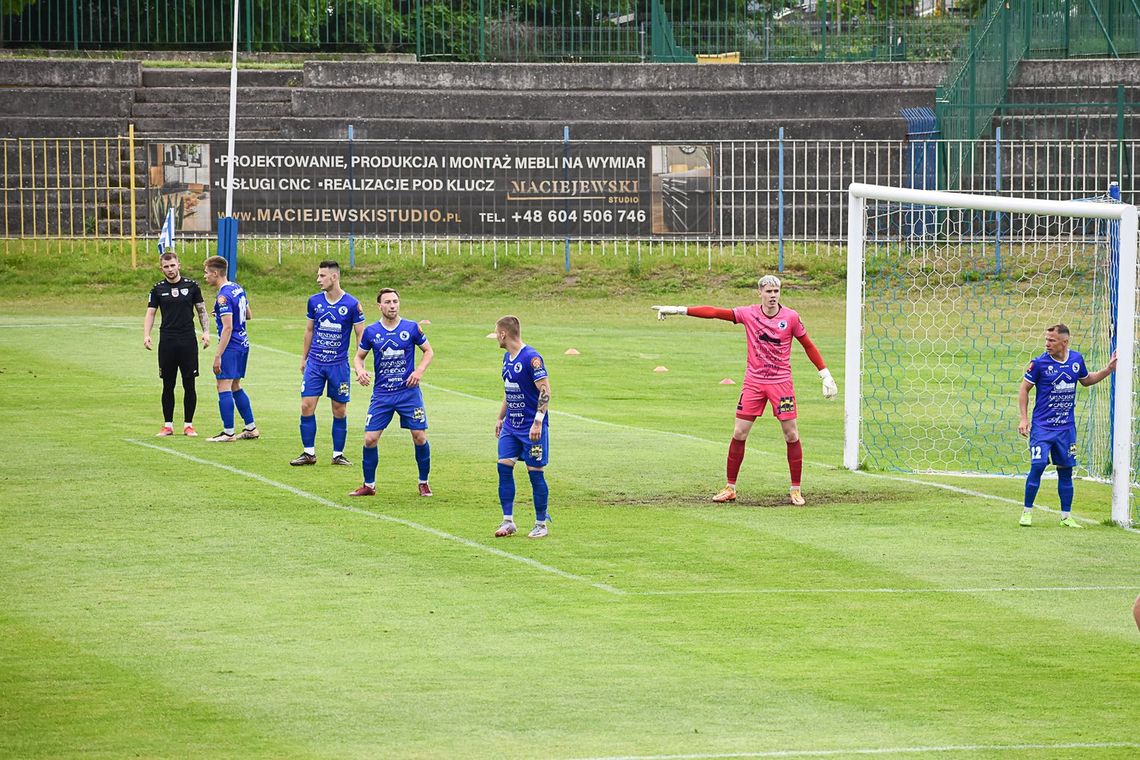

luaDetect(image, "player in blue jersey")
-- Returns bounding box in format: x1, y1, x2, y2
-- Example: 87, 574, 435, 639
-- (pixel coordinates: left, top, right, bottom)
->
290, 260, 366, 467
348, 288, 435, 497
202, 255, 259, 443
492, 315, 552, 539
1017, 323, 1116, 527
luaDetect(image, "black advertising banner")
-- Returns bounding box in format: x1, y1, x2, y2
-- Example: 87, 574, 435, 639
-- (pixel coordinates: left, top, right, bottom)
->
146, 141, 714, 237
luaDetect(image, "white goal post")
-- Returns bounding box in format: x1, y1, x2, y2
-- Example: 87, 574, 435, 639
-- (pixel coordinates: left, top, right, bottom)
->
845, 183, 1138, 527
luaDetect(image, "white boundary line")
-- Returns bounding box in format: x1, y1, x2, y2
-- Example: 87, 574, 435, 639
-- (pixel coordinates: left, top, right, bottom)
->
628, 585, 1139, 597
126, 439, 624, 596
566, 741, 1140, 760
423, 382, 1137, 533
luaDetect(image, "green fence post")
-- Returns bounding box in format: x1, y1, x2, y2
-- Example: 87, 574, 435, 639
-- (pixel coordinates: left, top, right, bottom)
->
71, 0, 78, 50
415, 0, 423, 60
1064, 0, 1071, 57
820, 0, 828, 61
1117, 84, 1126, 184
245, 0, 253, 53
478, 0, 485, 62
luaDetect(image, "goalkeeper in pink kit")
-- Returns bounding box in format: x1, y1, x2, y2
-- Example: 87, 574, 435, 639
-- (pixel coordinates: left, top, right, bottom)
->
653, 275, 837, 505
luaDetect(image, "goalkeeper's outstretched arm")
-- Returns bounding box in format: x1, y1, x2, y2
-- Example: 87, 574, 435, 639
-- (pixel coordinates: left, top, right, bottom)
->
651, 305, 735, 321
796, 333, 838, 400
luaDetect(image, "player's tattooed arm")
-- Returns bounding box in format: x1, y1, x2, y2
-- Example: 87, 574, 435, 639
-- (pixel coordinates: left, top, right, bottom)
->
536, 379, 551, 414
195, 302, 211, 348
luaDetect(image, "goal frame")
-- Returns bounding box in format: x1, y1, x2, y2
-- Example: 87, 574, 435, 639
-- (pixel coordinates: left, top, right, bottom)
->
844, 183, 1138, 527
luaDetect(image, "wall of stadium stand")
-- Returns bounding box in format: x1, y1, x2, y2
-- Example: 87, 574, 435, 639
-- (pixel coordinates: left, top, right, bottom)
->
0, 57, 1137, 240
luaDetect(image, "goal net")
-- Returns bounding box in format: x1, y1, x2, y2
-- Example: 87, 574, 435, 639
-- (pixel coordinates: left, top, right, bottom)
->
844, 183, 1138, 526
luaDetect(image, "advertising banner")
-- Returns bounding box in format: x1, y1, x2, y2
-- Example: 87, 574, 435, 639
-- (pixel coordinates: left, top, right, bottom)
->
147, 141, 714, 237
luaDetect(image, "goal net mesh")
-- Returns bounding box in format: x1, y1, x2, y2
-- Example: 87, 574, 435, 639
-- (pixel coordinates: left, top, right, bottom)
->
858, 196, 1137, 491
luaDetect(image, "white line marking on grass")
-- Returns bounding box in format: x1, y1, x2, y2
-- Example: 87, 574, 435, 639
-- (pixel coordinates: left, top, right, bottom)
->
0, 322, 134, 329
126, 439, 624, 596
568, 741, 1140, 760
425, 383, 1138, 533
628, 585, 1139, 597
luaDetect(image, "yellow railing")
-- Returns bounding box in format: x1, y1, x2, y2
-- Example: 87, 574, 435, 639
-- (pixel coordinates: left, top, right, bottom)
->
2, 129, 139, 265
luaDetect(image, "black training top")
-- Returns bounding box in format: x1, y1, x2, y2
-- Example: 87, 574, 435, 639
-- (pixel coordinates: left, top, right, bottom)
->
148, 277, 204, 337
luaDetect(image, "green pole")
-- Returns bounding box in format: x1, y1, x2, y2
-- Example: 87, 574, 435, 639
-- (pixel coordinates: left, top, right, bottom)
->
1117, 84, 1125, 185
72, 0, 78, 50
478, 0, 485, 62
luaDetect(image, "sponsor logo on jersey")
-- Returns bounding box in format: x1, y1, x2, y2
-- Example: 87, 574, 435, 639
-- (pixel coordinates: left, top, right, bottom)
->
412, 407, 426, 422
529, 444, 544, 460
514, 362, 523, 373
1053, 380, 1076, 392
1069, 442, 1078, 458
779, 396, 796, 414
339, 382, 350, 397
180, 288, 188, 296
531, 357, 543, 371
400, 331, 410, 341
339, 306, 348, 316
778, 320, 787, 330
1072, 362, 1080, 372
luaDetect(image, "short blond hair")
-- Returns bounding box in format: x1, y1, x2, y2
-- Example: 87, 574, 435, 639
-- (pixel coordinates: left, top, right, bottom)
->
758, 274, 781, 289
496, 315, 521, 338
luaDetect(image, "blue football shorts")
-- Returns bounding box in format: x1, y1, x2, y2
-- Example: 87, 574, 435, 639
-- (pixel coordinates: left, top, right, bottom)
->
497, 425, 549, 468
364, 387, 428, 432
302, 362, 351, 403
1028, 427, 1078, 467
215, 347, 248, 380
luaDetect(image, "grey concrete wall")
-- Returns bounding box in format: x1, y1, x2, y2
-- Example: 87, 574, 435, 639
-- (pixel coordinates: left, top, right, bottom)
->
0, 59, 140, 87
1014, 59, 1140, 87
0, 89, 134, 117
305, 61, 948, 91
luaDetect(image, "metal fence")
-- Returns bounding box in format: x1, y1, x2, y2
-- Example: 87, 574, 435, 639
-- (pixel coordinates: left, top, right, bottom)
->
0, 0, 972, 61
2, 134, 1136, 267
937, 0, 1140, 187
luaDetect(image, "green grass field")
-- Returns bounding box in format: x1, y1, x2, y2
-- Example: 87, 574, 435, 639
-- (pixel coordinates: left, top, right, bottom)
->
1, 248, 1138, 759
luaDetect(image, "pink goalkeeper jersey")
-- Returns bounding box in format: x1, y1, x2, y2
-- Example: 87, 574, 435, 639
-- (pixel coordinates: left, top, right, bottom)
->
732, 304, 806, 385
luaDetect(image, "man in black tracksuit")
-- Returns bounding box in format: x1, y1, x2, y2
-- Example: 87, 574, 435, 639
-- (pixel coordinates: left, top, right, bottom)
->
144, 252, 211, 436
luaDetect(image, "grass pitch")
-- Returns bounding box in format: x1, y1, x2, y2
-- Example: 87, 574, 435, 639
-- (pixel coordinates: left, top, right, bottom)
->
1, 251, 1138, 759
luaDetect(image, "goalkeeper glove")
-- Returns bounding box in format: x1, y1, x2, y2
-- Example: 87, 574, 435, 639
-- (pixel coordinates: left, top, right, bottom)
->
819, 368, 838, 400
651, 305, 687, 321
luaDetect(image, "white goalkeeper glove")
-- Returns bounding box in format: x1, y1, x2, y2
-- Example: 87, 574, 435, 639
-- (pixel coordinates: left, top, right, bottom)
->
651, 305, 687, 321
819, 368, 838, 400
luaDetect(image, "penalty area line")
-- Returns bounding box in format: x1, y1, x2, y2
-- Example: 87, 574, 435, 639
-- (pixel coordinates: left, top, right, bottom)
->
627, 585, 1140, 597
425, 382, 1136, 532
126, 439, 624, 596
566, 740, 1140, 760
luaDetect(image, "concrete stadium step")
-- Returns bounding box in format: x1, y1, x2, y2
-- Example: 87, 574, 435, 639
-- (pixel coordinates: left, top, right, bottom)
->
132, 116, 284, 137
0, 117, 130, 138
136, 86, 294, 104
140, 67, 302, 88
1004, 85, 1140, 104
0, 88, 135, 118
303, 61, 948, 91
0, 59, 141, 87
290, 88, 932, 122
280, 117, 910, 141
131, 101, 292, 119
1013, 58, 1140, 87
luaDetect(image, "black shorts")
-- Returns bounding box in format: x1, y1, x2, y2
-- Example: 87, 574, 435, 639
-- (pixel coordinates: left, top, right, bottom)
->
158, 336, 199, 379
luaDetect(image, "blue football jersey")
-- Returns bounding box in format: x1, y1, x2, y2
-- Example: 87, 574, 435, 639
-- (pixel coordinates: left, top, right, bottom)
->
360, 318, 427, 394
1024, 350, 1089, 431
502, 344, 549, 432
214, 281, 250, 350
306, 292, 365, 365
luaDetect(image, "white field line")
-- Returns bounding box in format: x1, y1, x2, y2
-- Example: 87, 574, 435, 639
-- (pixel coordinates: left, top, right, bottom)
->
126, 439, 624, 596
566, 741, 1140, 760
423, 382, 1136, 533
628, 585, 1139, 597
